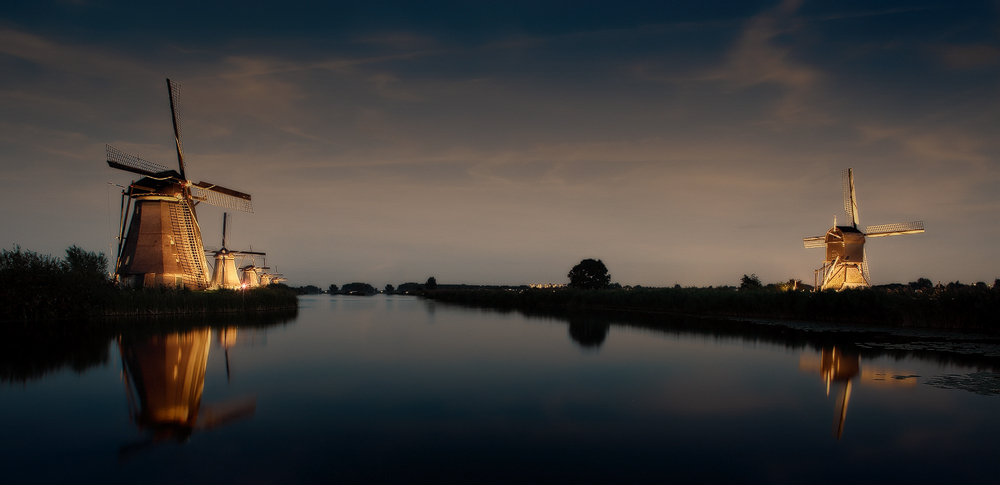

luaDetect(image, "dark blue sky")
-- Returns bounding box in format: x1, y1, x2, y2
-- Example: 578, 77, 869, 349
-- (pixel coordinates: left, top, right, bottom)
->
1, 1, 998, 286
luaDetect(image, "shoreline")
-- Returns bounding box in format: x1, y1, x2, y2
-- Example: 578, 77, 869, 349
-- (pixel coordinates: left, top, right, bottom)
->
418, 286, 1000, 334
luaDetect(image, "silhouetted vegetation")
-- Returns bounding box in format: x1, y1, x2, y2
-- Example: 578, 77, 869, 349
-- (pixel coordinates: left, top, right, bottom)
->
425, 276, 437, 290
1, 246, 298, 322
341, 282, 377, 295
396, 282, 425, 293
568, 259, 610, 290
421, 281, 1000, 332
287, 284, 323, 295
739, 273, 762, 290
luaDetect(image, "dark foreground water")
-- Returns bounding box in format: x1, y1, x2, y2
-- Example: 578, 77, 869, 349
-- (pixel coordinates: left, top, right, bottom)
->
2, 295, 999, 484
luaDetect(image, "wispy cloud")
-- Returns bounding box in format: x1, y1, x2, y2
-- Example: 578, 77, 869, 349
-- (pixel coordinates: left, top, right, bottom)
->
934, 44, 1000, 69
708, 0, 824, 123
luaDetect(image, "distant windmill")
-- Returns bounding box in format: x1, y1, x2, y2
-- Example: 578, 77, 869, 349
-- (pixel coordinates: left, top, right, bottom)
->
802, 169, 924, 290
108, 79, 253, 289
206, 212, 265, 289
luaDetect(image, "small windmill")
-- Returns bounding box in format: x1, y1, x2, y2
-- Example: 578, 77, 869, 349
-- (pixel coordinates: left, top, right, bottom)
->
206, 212, 265, 290
803, 169, 924, 291
108, 79, 253, 289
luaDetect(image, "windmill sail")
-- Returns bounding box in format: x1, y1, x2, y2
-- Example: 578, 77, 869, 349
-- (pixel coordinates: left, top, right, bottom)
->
865, 221, 924, 238
107, 145, 174, 178
191, 183, 253, 213
803, 236, 825, 249
167, 78, 186, 179
843, 168, 859, 228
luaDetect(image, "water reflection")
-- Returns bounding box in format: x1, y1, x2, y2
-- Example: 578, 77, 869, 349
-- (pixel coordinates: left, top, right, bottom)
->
568, 318, 610, 349
119, 328, 256, 456
800, 347, 919, 439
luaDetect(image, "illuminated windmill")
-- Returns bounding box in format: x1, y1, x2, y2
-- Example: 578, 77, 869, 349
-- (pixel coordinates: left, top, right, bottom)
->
802, 169, 924, 291
108, 79, 253, 289
206, 212, 265, 289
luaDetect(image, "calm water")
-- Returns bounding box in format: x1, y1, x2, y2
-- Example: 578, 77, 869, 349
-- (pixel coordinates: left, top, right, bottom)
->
2, 295, 998, 484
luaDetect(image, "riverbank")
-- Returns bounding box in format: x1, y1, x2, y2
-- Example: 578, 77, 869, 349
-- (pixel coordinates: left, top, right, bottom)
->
1, 246, 298, 323
418, 286, 1000, 332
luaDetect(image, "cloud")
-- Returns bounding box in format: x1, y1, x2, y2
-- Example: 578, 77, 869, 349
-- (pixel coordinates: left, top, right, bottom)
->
935, 44, 1000, 69
0, 29, 149, 78
708, 0, 823, 123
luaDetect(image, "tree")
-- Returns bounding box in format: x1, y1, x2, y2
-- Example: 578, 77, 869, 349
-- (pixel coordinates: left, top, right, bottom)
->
385, 284, 395, 293
425, 277, 437, 290
739, 274, 762, 290
567, 259, 610, 290
64, 245, 109, 282
329, 284, 339, 294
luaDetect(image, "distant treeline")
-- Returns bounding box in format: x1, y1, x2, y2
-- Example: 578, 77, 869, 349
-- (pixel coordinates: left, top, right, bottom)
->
1, 246, 298, 322
419, 283, 1000, 332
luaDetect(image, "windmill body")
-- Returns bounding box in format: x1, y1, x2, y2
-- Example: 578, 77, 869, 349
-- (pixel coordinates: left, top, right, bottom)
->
210, 251, 242, 289
205, 212, 267, 289
116, 174, 210, 288
108, 79, 252, 290
803, 169, 923, 291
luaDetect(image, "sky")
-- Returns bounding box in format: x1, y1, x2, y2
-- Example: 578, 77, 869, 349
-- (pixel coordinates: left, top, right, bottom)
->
1, 0, 998, 288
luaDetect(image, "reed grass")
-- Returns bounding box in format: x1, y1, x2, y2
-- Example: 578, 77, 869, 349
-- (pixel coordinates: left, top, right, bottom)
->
1, 246, 298, 322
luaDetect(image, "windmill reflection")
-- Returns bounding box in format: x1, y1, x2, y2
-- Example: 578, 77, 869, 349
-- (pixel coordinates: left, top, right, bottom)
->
799, 347, 918, 440
118, 328, 255, 455
800, 348, 859, 440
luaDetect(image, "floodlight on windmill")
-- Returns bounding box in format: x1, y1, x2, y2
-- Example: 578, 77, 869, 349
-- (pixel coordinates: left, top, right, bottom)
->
802, 168, 924, 291
107, 79, 253, 289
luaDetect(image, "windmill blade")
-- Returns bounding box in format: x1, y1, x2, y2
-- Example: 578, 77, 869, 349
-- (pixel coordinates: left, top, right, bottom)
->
106, 145, 175, 177
865, 221, 924, 238
803, 236, 826, 249
191, 182, 253, 212
843, 168, 859, 228
231, 250, 267, 256
166, 78, 186, 179
196, 396, 257, 430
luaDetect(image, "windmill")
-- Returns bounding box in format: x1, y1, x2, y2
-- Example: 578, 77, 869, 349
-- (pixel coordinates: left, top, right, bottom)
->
206, 212, 265, 289
108, 79, 253, 289
802, 169, 924, 291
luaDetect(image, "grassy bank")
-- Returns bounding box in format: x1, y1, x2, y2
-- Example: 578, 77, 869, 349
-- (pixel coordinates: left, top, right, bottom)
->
420, 285, 1000, 332
1, 246, 298, 322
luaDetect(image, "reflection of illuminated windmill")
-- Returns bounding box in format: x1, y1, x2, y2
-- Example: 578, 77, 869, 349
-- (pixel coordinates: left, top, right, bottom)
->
802, 169, 924, 291
206, 212, 265, 289
799, 348, 859, 440
108, 79, 253, 289
118, 329, 256, 457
